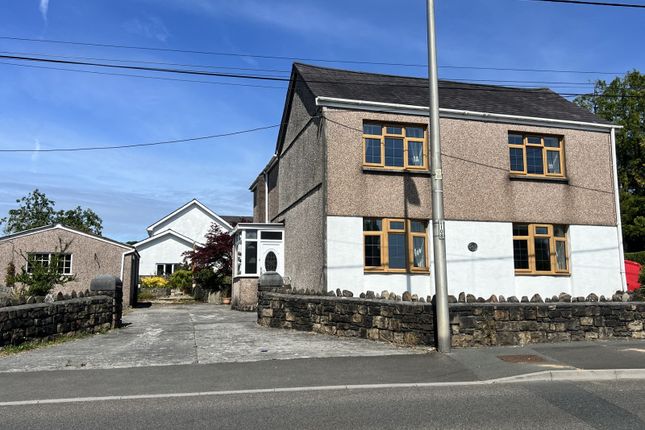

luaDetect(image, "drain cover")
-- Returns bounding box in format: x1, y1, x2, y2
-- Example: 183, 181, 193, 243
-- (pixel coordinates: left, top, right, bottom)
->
497, 354, 547, 363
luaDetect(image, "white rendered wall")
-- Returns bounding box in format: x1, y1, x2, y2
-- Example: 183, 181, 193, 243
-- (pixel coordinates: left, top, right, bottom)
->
149, 205, 229, 241
326, 216, 622, 299
136, 235, 193, 276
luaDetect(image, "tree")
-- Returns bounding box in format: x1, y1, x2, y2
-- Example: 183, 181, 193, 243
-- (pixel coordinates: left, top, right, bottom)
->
0, 189, 103, 235
575, 70, 645, 251
13, 239, 76, 296
183, 224, 233, 289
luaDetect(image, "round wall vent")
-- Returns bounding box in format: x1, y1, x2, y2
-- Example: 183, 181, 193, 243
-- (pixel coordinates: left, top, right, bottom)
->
468, 242, 478, 252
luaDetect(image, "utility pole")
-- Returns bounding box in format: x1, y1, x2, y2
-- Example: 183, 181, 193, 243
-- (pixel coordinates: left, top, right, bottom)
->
426, 0, 451, 353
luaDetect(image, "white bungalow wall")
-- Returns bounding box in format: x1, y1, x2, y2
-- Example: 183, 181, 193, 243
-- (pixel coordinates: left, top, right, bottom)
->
136, 235, 193, 276
325, 216, 622, 300
148, 204, 230, 241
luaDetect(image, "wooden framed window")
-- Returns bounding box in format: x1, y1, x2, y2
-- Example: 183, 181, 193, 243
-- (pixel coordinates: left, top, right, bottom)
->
363, 218, 429, 273
512, 223, 569, 275
508, 133, 565, 178
363, 122, 428, 170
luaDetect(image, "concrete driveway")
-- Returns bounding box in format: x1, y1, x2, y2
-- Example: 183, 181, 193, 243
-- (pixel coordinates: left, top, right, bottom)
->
0, 304, 427, 372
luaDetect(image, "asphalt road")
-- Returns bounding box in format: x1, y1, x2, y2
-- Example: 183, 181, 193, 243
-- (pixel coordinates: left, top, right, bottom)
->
2, 380, 644, 429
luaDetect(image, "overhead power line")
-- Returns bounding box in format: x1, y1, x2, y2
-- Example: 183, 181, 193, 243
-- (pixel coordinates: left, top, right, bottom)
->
0, 51, 608, 87
0, 124, 280, 153
0, 50, 293, 74
527, 0, 645, 8
0, 35, 626, 75
2, 53, 642, 98
0, 61, 287, 89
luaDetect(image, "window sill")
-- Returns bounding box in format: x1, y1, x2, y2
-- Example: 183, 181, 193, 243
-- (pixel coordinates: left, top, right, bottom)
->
514, 272, 571, 277
363, 167, 432, 176
509, 174, 569, 184
364, 270, 430, 275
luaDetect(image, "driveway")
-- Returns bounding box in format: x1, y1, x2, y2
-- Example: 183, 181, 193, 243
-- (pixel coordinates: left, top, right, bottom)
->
0, 304, 428, 372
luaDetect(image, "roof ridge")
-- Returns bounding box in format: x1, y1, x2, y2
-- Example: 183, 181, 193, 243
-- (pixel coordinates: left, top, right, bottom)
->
293, 62, 549, 92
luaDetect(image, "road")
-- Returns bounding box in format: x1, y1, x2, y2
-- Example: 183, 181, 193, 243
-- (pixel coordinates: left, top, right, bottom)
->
1, 380, 644, 429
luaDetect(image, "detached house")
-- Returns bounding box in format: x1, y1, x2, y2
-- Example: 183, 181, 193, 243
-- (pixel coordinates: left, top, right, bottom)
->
135, 199, 251, 277
250, 63, 626, 300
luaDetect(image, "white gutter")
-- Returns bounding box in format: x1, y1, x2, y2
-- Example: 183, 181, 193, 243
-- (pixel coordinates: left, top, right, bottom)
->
316, 96, 621, 133
610, 127, 628, 291
120, 251, 126, 282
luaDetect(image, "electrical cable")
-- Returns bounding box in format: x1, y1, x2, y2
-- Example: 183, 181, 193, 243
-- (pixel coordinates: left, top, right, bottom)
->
0, 35, 628, 74
1, 53, 641, 97
527, 0, 645, 8
0, 124, 281, 153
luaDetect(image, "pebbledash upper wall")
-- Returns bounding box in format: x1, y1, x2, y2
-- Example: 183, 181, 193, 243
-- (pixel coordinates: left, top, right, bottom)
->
323, 108, 616, 227
252, 63, 617, 228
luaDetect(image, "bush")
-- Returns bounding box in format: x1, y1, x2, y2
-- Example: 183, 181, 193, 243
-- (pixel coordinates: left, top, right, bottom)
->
169, 269, 193, 293
625, 251, 645, 266
193, 268, 221, 292
640, 265, 645, 286
140, 276, 169, 289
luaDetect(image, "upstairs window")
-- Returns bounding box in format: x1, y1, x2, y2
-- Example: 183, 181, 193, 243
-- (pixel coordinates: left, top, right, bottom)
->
508, 133, 565, 178
363, 122, 428, 170
512, 223, 569, 275
363, 218, 429, 273
27, 253, 72, 275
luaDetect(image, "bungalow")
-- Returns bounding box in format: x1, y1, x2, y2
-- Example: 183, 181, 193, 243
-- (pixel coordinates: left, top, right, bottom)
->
250, 63, 627, 300
0, 224, 139, 306
135, 199, 251, 277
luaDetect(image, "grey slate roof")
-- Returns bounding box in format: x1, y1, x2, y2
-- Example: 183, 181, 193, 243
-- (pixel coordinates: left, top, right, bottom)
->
293, 63, 610, 125
221, 216, 253, 227
0, 224, 133, 249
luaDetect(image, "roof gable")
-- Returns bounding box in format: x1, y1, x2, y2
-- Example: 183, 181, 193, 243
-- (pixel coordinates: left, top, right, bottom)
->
134, 229, 199, 249
146, 199, 233, 235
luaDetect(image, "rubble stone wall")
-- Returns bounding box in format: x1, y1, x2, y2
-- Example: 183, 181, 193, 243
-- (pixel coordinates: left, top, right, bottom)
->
258, 292, 645, 348
0, 295, 116, 347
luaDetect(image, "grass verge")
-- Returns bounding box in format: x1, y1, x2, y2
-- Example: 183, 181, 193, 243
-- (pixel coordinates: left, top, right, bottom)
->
0, 328, 110, 357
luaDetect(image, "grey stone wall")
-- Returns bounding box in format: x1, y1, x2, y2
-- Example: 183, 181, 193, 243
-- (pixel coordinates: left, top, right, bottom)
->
0, 294, 117, 347
258, 292, 645, 348
258, 292, 435, 345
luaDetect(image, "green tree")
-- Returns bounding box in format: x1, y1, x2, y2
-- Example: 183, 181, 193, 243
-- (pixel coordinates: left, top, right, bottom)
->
575, 71, 645, 252
0, 189, 103, 236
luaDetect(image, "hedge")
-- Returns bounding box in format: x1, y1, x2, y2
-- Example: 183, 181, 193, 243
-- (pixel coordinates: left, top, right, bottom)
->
625, 251, 645, 266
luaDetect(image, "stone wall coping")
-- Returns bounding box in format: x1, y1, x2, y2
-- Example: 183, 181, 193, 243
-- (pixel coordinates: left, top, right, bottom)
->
0, 295, 113, 313
261, 292, 644, 308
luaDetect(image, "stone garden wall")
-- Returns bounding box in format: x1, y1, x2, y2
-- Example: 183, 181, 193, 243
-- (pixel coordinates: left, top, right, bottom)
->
258, 291, 645, 348
0, 293, 119, 347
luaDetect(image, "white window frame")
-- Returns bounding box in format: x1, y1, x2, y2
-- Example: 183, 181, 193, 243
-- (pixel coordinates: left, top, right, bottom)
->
26, 253, 73, 275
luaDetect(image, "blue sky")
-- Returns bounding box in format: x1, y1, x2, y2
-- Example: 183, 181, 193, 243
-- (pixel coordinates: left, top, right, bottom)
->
0, 0, 643, 242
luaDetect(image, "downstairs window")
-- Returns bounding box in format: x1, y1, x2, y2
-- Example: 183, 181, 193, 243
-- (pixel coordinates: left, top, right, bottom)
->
363, 218, 428, 273
513, 223, 569, 275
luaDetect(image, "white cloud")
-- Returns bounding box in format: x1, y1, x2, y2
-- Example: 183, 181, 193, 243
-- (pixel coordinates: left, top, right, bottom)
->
30, 139, 41, 166
39, 0, 50, 22
156, 0, 424, 52
123, 16, 171, 42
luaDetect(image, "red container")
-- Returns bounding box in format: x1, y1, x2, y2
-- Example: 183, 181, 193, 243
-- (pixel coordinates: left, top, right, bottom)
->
625, 260, 642, 292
